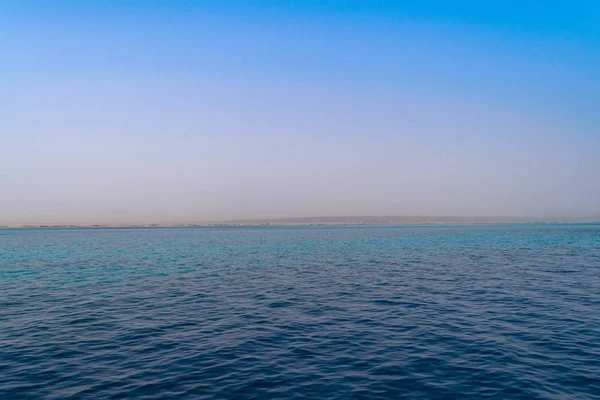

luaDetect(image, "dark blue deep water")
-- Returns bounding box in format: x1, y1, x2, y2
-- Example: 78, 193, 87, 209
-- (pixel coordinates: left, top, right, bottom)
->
1, 224, 599, 399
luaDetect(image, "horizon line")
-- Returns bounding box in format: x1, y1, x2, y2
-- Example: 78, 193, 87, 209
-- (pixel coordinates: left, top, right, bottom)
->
3, 215, 600, 228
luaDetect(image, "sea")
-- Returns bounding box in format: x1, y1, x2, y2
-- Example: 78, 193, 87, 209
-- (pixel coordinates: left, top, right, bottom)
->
1, 224, 599, 399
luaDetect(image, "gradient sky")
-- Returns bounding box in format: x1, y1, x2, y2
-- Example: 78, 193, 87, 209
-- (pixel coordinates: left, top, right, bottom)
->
1, 1, 599, 224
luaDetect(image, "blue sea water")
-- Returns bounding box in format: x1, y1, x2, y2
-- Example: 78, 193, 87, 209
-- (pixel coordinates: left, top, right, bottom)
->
1, 224, 599, 399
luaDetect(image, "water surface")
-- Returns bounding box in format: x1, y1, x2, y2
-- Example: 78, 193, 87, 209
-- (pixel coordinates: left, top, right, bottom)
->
1, 224, 599, 399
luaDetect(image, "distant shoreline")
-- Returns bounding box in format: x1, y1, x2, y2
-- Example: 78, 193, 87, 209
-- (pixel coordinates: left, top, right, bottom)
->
2, 216, 599, 229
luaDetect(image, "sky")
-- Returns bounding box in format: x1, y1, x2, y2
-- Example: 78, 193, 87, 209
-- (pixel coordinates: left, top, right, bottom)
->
1, 1, 599, 224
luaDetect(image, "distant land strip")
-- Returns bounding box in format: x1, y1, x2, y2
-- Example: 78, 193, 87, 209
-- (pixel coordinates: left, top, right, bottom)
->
2, 216, 599, 228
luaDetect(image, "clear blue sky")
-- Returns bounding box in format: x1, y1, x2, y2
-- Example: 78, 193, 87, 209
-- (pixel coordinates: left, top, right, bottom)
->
1, 1, 599, 224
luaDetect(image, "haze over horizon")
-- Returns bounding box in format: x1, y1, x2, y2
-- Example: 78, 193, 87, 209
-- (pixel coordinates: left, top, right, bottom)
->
2, 1, 599, 225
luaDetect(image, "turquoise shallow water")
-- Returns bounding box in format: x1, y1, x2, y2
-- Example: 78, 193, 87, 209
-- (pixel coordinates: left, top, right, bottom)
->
1, 224, 599, 399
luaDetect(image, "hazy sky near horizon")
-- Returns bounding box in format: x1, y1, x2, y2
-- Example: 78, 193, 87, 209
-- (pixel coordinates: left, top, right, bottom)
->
1, 1, 599, 224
